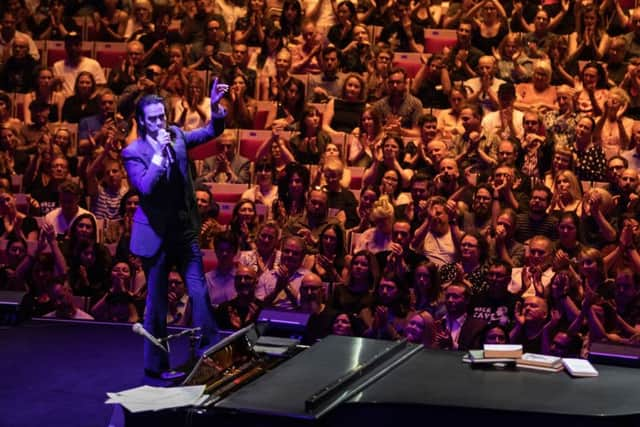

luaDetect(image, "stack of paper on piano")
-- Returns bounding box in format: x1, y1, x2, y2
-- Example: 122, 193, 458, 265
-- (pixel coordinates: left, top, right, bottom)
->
483, 344, 523, 358
462, 344, 523, 366
516, 353, 564, 373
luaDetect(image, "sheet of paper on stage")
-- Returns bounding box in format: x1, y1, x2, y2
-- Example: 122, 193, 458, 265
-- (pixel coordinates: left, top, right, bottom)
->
106, 385, 206, 413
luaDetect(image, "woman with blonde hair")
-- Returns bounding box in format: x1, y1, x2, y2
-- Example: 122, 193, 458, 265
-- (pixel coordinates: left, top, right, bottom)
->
596, 87, 633, 160
514, 59, 557, 113
174, 73, 210, 131
549, 170, 582, 214
353, 195, 394, 254
404, 310, 437, 348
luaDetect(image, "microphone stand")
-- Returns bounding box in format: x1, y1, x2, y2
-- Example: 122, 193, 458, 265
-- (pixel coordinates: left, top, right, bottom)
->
157, 327, 202, 381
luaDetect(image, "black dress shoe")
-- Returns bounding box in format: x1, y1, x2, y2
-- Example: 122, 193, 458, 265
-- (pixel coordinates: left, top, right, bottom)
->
144, 369, 162, 379
145, 368, 186, 381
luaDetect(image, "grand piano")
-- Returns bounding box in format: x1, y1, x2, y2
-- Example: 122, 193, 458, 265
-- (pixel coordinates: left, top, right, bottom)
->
125, 325, 640, 427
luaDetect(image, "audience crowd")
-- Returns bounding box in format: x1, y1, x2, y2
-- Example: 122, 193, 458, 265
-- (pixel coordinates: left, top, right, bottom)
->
2, 0, 640, 360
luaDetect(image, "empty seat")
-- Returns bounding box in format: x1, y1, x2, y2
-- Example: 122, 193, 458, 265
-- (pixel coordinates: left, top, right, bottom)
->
94, 42, 128, 70
424, 29, 457, 54
238, 129, 272, 162
392, 52, 424, 79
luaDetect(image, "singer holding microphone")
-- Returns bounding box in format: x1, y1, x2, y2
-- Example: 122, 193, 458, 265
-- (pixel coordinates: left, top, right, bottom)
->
122, 78, 229, 377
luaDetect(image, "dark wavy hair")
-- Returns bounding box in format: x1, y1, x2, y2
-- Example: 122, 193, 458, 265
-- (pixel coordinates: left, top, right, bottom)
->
275, 162, 310, 213
257, 27, 284, 70
346, 249, 380, 291
318, 223, 346, 271
279, 0, 303, 40
135, 94, 166, 138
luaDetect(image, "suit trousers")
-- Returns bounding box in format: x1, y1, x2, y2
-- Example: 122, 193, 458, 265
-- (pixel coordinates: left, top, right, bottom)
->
142, 234, 217, 373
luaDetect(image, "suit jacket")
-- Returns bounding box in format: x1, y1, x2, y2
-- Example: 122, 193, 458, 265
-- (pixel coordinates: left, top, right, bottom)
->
122, 118, 225, 257
458, 316, 488, 352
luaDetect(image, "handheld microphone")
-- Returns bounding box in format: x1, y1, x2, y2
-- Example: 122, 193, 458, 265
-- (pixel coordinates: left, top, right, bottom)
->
159, 128, 176, 164
132, 323, 168, 353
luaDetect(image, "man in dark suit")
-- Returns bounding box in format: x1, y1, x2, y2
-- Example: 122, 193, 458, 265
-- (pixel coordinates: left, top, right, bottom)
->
436, 282, 487, 351
122, 78, 228, 377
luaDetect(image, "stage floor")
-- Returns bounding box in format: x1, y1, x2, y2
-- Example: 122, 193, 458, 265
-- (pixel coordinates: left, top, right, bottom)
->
0, 319, 192, 427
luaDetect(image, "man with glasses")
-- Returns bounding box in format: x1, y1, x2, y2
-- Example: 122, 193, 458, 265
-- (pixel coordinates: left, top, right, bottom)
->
198, 129, 251, 184
107, 40, 145, 95
190, 16, 231, 66
514, 184, 558, 243
118, 64, 168, 120
371, 67, 423, 137
215, 265, 263, 330
167, 270, 191, 326
508, 235, 555, 297
78, 90, 129, 154
256, 236, 310, 310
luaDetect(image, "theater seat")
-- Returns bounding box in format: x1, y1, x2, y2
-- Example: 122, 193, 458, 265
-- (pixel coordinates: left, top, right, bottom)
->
204, 183, 248, 204
253, 101, 276, 130
94, 42, 128, 70
47, 41, 93, 66
393, 52, 424, 79
238, 129, 271, 162
424, 29, 457, 54
348, 167, 365, 190
216, 202, 235, 225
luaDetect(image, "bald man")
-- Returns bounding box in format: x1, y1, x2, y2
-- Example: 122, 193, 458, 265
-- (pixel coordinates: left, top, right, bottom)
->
300, 272, 337, 345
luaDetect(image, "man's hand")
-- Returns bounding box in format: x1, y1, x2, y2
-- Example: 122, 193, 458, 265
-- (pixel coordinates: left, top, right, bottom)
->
210, 77, 229, 108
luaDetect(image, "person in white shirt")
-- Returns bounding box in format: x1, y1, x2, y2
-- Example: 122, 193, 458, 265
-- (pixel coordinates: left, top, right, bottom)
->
464, 56, 505, 114
412, 196, 456, 267
0, 11, 40, 62
509, 235, 555, 297
205, 231, 239, 307
44, 179, 95, 238
52, 32, 106, 97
